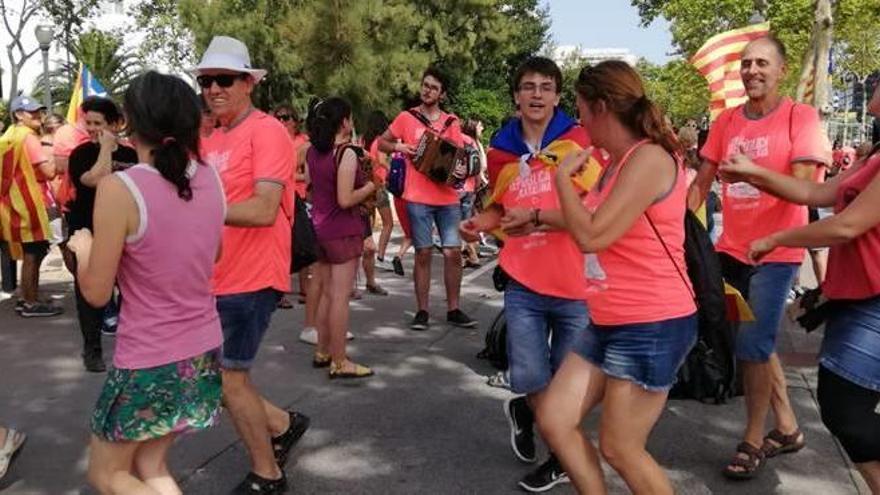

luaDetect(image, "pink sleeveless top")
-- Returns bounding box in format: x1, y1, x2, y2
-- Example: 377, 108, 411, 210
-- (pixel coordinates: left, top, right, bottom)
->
823, 154, 880, 300
113, 163, 226, 369
582, 141, 696, 325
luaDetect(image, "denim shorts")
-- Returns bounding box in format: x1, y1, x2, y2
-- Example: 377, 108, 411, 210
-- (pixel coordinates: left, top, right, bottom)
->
504, 280, 589, 395
720, 254, 800, 362
406, 201, 461, 249
573, 313, 698, 392
820, 296, 880, 392
216, 288, 280, 370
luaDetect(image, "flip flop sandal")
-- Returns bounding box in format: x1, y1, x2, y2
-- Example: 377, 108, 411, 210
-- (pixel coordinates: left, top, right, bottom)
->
761, 429, 806, 458
722, 442, 765, 480
312, 352, 331, 368
365, 284, 388, 296
329, 361, 374, 379
0, 428, 27, 480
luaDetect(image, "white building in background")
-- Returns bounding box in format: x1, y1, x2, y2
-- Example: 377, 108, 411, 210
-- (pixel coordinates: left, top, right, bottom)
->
552, 45, 640, 67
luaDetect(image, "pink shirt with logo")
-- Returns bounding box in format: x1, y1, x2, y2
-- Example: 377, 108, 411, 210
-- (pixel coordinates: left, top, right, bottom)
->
388, 109, 464, 206
701, 98, 831, 264
582, 142, 696, 326
493, 127, 594, 300
202, 110, 295, 295
113, 163, 226, 369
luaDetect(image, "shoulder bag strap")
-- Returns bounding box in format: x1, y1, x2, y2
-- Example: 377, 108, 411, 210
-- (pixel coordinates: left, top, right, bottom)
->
644, 212, 696, 300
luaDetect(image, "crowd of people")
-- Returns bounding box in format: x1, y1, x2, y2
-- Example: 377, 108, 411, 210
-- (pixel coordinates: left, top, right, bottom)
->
1, 31, 879, 495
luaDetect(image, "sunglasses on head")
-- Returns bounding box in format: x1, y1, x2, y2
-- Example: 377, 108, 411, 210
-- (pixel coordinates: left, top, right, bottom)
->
196, 73, 247, 89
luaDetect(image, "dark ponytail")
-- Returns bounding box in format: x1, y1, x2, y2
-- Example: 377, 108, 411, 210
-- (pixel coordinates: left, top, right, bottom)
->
576, 61, 681, 156
123, 71, 202, 200
306, 97, 352, 153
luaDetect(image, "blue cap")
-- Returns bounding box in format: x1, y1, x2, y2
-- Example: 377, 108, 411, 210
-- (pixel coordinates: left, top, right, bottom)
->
10, 95, 45, 113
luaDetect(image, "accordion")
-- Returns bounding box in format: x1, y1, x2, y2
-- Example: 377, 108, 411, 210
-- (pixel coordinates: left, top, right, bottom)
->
413, 132, 481, 186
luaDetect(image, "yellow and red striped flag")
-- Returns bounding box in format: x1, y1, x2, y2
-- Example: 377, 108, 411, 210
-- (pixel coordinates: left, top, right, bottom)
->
691, 22, 771, 120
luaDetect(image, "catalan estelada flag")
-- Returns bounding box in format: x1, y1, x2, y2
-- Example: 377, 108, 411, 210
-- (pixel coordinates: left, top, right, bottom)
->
485, 110, 604, 240
691, 22, 771, 121
0, 125, 51, 259
66, 63, 108, 124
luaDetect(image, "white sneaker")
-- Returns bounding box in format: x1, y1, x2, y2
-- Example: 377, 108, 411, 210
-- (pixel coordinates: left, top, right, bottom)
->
0, 291, 12, 303
298, 327, 354, 345
299, 327, 318, 345
375, 258, 395, 272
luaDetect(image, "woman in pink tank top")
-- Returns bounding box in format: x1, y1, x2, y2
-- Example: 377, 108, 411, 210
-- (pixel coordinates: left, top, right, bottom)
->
534, 61, 697, 495
67, 72, 225, 495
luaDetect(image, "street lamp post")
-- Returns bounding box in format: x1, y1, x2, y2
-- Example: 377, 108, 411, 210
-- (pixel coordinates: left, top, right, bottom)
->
34, 25, 54, 111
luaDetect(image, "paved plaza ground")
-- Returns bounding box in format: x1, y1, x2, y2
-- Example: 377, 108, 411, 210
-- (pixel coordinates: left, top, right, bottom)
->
0, 241, 870, 494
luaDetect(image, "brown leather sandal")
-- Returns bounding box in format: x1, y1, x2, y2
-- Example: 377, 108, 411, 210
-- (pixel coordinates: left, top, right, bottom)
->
723, 442, 765, 480
761, 429, 806, 458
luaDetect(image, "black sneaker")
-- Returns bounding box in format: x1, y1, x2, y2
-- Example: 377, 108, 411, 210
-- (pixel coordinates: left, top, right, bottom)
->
19, 302, 62, 318
14, 299, 24, 313
272, 411, 310, 467
410, 310, 429, 331
82, 351, 107, 373
392, 256, 405, 276
504, 396, 536, 463
447, 309, 477, 328
233, 472, 288, 494
518, 455, 570, 493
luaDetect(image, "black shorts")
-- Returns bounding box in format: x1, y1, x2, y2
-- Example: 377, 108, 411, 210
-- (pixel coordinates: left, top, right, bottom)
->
817, 365, 880, 463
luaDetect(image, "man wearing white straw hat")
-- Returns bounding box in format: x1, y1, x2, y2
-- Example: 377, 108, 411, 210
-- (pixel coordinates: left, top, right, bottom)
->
198, 35, 309, 494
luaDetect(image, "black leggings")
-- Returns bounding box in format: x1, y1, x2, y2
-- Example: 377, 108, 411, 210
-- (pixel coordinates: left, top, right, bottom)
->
817, 365, 880, 464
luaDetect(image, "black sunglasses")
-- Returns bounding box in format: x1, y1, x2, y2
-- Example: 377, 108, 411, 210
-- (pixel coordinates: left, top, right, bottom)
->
276, 114, 293, 121
197, 73, 247, 89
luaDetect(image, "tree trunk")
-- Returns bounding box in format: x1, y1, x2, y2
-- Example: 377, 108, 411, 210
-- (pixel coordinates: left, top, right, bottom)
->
796, 0, 833, 118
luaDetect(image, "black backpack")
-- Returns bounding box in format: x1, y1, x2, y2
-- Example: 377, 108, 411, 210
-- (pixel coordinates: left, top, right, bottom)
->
476, 309, 508, 370
647, 209, 737, 404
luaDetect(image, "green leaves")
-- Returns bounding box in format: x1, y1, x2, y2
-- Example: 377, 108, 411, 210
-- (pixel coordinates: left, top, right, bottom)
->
171, 0, 548, 127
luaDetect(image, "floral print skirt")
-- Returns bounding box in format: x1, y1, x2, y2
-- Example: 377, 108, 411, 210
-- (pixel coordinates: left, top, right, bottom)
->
91, 349, 222, 442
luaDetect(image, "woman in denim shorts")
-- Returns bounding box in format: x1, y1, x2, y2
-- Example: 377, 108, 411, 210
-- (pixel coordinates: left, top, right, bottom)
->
534, 61, 697, 494
723, 129, 880, 492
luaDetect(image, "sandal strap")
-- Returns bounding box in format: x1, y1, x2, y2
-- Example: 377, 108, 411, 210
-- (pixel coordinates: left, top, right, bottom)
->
736, 441, 764, 459
765, 428, 802, 445
728, 456, 759, 469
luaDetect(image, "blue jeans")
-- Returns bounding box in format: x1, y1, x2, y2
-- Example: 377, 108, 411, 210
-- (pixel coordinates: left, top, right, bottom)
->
504, 280, 589, 394
574, 314, 698, 392
720, 254, 800, 362
820, 296, 880, 392
406, 202, 461, 250
216, 288, 280, 369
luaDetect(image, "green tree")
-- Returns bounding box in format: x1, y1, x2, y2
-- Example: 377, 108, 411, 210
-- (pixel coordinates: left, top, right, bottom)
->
32, 29, 144, 112
639, 58, 710, 124
173, 0, 550, 122
631, 0, 880, 100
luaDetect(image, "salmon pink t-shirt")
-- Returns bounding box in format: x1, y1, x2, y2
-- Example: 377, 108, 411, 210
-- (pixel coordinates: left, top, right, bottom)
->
490, 126, 598, 300
387, 108, 463, 206
202, 110, 295, 295
701, 98, 831, 264
51, 123, 89, 209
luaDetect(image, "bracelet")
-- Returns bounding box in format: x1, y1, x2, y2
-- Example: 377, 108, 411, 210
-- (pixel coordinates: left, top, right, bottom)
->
532, 208, 541, 226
